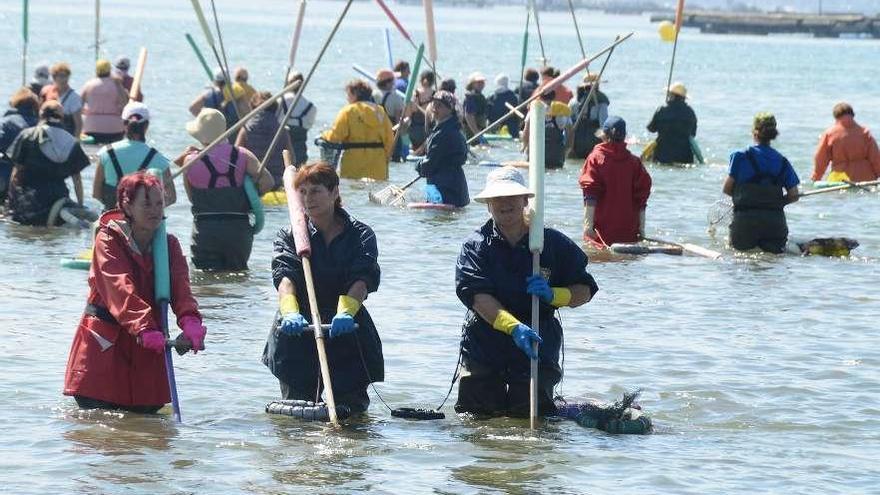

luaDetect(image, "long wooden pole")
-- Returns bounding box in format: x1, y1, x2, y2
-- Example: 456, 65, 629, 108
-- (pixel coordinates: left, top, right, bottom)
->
209, 0, 234, 95
517, 9, 530, 98
374, 0, 436, 75
527, 101, 546, 429
21, 0, 28, 86
288, 0, 307, 73
467, 33, 632, 146
256, 0, 355, 176
529, 0, 547, 66
189, 0, 236, 108
129, 48, 147, 101
282, 150, 339, 425
665, 0, 686, 102
94, 0, 101, 61
570, 38, 618, 139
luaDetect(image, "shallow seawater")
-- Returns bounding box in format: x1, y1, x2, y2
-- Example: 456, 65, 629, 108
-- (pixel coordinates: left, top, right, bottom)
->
0, 1, 878, 493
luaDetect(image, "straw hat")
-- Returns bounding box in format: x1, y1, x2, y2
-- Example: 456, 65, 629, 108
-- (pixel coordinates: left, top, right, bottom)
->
474, 166, 534, 203
667, 82, 687, 98
582, 73, 601, 84
467, 72, 486, 85
186, 108, 227, 144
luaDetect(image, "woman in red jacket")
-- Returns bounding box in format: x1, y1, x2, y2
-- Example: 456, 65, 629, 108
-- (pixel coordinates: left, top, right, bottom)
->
64, 172, 206, 413
579, 116, 652, 247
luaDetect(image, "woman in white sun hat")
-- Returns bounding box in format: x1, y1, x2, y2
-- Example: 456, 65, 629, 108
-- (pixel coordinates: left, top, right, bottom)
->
178, 108, 274, 271
454, 166, 599, 418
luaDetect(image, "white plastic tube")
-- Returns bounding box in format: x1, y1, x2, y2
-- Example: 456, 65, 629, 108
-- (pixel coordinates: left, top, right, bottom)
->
528, 100, 546, 253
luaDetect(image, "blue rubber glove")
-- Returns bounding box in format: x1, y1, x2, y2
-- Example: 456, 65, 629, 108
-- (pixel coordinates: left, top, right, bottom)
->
425, 184, 443, 204
526, 275, 553, 303
511, 324, 542, 360
279, 312, 307, 336
330, 312, 356, 338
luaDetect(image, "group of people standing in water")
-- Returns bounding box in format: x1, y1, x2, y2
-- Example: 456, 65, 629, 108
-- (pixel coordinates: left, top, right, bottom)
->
1, 55, 879, 419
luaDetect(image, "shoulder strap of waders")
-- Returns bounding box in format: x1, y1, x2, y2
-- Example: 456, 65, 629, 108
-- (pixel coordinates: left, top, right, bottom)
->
138, 147, 158, 171
106, 146, 124, 183
227, 146, 240, 188
744, 149, 765, 183
60, 89, 72, 106
380, 91, 393, 110
293, 102, 313, 128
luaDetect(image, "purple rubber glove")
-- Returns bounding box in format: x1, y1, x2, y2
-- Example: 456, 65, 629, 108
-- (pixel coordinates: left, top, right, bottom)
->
139, 329, 167, 353
179, 315, 206, 353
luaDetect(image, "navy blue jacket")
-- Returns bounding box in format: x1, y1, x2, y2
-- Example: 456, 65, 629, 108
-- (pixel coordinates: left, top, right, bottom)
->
456, 220, 598, 376
647, 98, 697, 164
417, 116, 470, 207
0, 108, 38, 154
263, 208, 384, 393
487, 87, 519, 124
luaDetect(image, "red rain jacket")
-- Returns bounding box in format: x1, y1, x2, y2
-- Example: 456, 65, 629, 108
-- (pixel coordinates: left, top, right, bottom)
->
579, 141, 652, 246
812, 115, 880, 182
63, 210, 200, 407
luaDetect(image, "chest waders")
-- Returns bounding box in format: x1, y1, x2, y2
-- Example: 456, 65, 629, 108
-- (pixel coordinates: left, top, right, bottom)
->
545, 118, 565, 169
189, 147, 254, 270
730, 150, 789, 253
101, 146, 158, 209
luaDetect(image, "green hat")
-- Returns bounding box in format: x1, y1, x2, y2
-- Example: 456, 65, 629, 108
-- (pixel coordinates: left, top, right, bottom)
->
753, 112, 777, 131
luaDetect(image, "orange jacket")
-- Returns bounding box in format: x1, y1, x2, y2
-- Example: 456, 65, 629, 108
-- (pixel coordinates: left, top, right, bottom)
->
812, 116, 880, 182
533, 82, 573, 104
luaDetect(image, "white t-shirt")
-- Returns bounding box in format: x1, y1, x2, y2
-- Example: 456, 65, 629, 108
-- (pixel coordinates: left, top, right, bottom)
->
278, 93, 317, 129
58, 89, 84, 116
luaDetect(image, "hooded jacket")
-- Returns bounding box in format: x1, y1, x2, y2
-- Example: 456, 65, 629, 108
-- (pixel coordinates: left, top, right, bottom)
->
322, 101, 393, 180
64, 210, 201, 407
416, 116, 470, 207
579, 141, 652, 245
812, 115, 880, 182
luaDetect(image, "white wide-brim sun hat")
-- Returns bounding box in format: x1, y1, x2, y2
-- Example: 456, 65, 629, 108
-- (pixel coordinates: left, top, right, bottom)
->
473, 166, 535, 203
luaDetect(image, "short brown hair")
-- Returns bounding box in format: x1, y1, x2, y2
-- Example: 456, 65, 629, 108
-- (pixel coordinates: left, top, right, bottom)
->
251, 91, 278, 113
9, 87, 39, 114
50, 62, 71, 77
393, 60, 410, 73
346, 79, 373, 102
832, 102, 854, 119
294, 162, 341, 208
540, 66, 559, 78
39, 100, 64, 121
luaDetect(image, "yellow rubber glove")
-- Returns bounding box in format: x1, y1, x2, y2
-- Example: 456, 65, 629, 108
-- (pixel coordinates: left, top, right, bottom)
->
550, 287, 572, 308
492, 310, 521, 335
279, 294, 300, 314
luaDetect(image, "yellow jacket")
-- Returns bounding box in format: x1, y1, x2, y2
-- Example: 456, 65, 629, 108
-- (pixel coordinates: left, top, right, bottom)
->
323, 101, 393, 180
